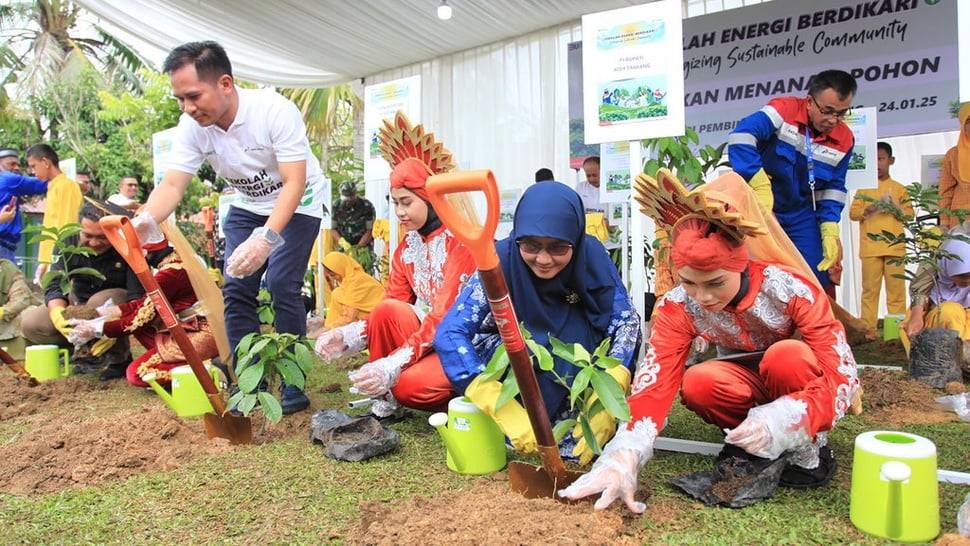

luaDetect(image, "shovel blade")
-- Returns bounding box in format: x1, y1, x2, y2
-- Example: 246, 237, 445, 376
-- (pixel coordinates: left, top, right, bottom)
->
508, 460, 584, 500
203, 412, 253, 445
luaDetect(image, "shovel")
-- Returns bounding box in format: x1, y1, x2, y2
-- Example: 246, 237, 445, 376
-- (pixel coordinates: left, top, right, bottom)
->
0, 347, 38, 386
426, 169, 583, 499
99, 215, 252, 445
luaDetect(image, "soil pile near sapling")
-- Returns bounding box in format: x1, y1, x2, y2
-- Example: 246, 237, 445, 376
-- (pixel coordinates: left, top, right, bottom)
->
858, 367, 964, 427
62, 304, 100, 320
345, 477, 650, 546
0, 373, 320, 495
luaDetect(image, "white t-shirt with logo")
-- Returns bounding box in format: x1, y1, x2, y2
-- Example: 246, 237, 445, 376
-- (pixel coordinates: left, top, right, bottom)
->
168, 87, 327, 218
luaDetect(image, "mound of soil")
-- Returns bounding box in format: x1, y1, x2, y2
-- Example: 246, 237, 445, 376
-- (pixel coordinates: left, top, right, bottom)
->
857, 367, 962, 427
345, 476, 649, 546
0, 373, 318, 494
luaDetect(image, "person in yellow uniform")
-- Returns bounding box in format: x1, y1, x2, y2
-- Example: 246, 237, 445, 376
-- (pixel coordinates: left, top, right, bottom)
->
24, 144, 83, 284
321, 251, 384, 329
848, 142, 913, 330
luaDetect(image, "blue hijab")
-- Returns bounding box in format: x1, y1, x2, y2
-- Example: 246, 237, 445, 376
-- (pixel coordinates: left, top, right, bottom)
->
496, 182, 617, 417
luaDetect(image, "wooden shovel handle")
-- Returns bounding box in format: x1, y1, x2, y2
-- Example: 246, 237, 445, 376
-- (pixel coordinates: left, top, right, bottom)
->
99, 216, 226, 414
426, 171, 559, 452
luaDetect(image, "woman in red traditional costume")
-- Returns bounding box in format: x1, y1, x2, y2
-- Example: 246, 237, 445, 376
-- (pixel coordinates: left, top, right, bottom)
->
315, 112, 476, 418
561, 170, 860, 513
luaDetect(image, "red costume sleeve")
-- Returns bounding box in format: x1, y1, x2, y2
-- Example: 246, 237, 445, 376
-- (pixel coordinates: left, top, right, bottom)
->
626, 294, 698, 432
102, 258, 197, 338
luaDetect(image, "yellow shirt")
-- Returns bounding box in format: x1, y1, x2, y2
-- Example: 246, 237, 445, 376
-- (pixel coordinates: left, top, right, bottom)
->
849, 177, 912, 258
38, 173, 84, 264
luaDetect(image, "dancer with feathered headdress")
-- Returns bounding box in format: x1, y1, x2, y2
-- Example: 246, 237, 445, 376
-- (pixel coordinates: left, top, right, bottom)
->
562, 170, 860, 512
315, 111, 476, 418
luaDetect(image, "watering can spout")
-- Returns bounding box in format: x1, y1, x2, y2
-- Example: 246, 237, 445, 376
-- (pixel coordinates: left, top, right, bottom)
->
143, 372, 174, 407
429, 412, 467, 472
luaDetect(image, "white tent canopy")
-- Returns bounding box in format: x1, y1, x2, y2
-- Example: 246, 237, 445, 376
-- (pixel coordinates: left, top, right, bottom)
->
76, 0, 644, 87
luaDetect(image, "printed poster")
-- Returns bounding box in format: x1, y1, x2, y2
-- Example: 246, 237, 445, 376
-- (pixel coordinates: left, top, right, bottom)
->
582, 0, 685, 144
363, 76, 421, 182
601, 141, 631, 204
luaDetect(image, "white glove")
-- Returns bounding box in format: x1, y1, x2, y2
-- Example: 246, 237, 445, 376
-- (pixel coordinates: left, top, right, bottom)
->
96, 298, 120, 319
724, 395, 811, 459
67, 318, 105, 346
558, 417, 658, 513
131, 214, 165, 246
348, 353, 406, 397
225, 227, 284, 279
314, 320, 366, 361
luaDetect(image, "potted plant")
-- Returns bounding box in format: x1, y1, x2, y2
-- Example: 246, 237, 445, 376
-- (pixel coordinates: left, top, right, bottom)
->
228, 331, 315, 423
859, 182, 969, 386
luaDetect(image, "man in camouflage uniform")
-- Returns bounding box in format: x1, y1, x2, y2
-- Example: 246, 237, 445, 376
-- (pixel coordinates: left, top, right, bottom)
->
330, 182, 376, 251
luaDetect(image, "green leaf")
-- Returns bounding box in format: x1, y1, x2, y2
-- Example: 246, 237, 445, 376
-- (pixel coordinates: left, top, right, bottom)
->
258, 391, 283, 423
226, 390, 247, 413
592, 337, 613, 362
552, 418, 577, 443
579, 414, 601, 454
569, 366, 594, 409
68, 266, 107, 279
276, 358, 304, 389
235, 333, 257, 359
293, 342, 314, 373
495, 370, 520, 410
589, 369, 631, 421
236, 393, 258, 416
549, 336, 575, 362
526, 339, 554, 372
237, 361, 266, 393
480, 343, 509, 383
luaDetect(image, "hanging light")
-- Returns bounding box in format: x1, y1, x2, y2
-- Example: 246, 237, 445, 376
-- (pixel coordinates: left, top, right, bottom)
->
437, 0, 452, 20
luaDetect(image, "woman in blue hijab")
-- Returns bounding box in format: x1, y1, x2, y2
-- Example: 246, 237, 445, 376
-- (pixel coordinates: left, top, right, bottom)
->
434, 182, 641, 464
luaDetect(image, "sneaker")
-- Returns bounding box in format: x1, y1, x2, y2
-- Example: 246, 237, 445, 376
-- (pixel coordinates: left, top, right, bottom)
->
99, 364, 127, 381
280, 384, 310, 415
779, 446, 837, 489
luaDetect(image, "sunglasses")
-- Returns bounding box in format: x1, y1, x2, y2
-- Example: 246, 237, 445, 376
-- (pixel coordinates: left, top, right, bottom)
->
515, 239, 573, 256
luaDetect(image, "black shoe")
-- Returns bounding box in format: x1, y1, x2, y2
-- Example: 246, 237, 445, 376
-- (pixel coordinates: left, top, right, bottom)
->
71, 357, 102, 375
99, 364, 127, 381
280, 384, 310, 415
779, 446, 837, 489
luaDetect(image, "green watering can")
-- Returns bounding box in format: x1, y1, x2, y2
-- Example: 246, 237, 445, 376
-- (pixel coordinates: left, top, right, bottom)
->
24, 344, 70, 381
143, 364, 221, 418
429, 396, 506, 475
850, 431, 939, 543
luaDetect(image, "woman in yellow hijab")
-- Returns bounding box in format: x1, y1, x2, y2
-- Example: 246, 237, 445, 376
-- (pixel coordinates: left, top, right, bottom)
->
939, 102, 970, 228
322, 252, 385, 329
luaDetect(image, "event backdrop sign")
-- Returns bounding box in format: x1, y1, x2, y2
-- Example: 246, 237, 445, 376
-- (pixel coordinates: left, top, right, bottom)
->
363, 75, 421, 182
582, 0, 685, 145
682, 0, 958, 148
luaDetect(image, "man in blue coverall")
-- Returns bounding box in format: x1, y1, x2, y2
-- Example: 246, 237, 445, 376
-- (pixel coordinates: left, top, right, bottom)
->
728, 70, 857, 289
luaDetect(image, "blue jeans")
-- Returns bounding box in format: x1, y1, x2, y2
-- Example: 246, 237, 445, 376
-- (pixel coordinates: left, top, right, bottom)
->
222, 207, 320, 358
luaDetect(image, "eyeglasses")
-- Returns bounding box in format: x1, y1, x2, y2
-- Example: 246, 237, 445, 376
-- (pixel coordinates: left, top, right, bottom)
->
515, 239, 573, 256
809, 95, 851, 120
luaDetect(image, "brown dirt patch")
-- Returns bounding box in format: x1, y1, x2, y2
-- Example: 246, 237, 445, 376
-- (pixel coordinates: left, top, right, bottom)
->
0, 373, 317, 495
345, 477, 645, 546
62, 304, 99, 320
0, 403, 235, 494
858, 367, 963, 427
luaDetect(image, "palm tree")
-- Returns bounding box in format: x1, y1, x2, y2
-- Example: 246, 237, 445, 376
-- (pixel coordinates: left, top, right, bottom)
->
283, 84, 363, 167
0, 1, 149, 112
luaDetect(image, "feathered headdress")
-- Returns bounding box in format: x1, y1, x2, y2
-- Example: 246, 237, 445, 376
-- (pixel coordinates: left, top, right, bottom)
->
378, 111, 455, 201
633, 169, 766, 242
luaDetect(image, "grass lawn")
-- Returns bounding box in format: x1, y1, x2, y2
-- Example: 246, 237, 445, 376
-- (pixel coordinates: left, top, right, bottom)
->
0, 341, 967, 544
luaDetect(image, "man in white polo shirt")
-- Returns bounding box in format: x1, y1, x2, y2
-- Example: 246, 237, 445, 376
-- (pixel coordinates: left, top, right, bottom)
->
134, 41, 327, 415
